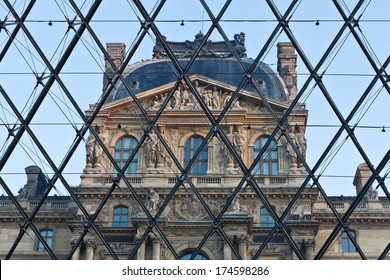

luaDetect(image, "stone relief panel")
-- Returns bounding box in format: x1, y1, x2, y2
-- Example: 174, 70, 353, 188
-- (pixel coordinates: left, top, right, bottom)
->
168, 195, 208, 221
144, 81, 246, 112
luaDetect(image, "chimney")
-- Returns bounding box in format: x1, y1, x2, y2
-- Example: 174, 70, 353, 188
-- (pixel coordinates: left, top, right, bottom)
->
105, 43, 126, 71
353, 163, 372, 195
24, 166, 48, 197
277, 42, 297, 101
103, 43, 126, 90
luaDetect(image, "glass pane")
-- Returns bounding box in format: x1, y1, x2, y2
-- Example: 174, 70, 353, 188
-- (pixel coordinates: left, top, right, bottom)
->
255, 163, 261, 175
121, 218, 128, 227
115, 140, 123, 149
272, 163, 278, 175
47, 237, 53, 248
254, 139, 260, 149
180, 253, 208, 260
201, 162, 207, 174
130, 163, 137, 174
37, 242, 45, 252
193, 137, 199, 147
124, 137, 131, 149
342, 238, 349, 252
263, 162, 270, 175
193, 162, 199, 174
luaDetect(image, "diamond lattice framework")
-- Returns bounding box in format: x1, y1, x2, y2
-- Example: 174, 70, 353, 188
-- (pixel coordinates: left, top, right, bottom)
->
0, 0, 388, 260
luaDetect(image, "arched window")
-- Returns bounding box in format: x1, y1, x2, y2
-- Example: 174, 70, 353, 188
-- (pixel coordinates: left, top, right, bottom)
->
113, 206, 128, 227
180, 251, 209, 260
184, 136, 208, 175
37, 229, 53, 252
342, 230, 357, 253
260, 207, 275, 228
114, 136, 138, 174
254, 136, 278, 175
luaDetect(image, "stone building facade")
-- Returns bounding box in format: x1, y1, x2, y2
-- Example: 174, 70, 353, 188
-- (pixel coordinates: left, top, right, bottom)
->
0, 33, 389, 260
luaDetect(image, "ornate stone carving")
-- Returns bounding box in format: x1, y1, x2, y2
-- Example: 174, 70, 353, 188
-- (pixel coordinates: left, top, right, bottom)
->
169, 195, 207, 221
152, 32, 247, 59
145, 188, 159, 212
285, 125, 307, 171
367, 187, 378, 200
146, 81, 247, 112
233, 32, 247, 58
18, 186, 30, 199
144, 131, 161, 170
295, 125, 307, 167
85, 125, 106, 171
233, 127, 246, 161
285, 126, 297, 170
226, 189, 242, 214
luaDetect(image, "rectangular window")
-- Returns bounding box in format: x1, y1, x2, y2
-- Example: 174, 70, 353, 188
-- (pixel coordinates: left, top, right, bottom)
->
37, 230, 53, 252
342, 231, 357, 253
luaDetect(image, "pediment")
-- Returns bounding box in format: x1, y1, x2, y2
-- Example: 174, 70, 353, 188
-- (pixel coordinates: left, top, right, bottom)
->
101, 75, 290, 114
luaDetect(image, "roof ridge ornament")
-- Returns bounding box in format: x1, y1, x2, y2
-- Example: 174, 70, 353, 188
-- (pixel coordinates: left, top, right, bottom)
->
152, 32, 247, 59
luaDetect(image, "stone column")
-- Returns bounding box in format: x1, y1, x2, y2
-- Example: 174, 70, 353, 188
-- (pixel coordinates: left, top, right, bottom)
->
277, 42, 297, 101
136, 238, 145, 260
85, 241, 95, 260
291, 246, 300, 260
277, 142, 285, 175
305, 240, 315, 260
223, 239, 232, 260
152, 237, 161, 260
238, 235, 247, 260
71, 243, 80, 260
291, 239, 301, 260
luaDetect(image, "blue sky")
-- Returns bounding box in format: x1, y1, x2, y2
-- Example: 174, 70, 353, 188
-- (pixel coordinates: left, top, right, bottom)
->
0, 0, 388, 197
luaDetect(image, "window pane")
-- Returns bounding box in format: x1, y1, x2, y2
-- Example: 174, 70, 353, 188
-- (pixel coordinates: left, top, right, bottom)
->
114, 136, 138, 175
254, 137, 278, 176
254, 140, 260, 149
342, 231, 357, 253
38, 230, 53, 252
180, 253, 208, 260
184, 136, 208, 175
130, 163, 137, 174
260, 207, 275, 227
124, 137, 130, 148
113, 207, 128, 227
263, 162, 270, 175
255, 162, 261, 175
193, 162, 199, 174
261, 137, 268, 146
201, 162, 207, 174
193, 137, 199, 147
272, 162, 278, 175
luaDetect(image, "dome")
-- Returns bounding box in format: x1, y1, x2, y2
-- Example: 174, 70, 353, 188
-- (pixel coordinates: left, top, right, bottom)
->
106, 57, 288, 103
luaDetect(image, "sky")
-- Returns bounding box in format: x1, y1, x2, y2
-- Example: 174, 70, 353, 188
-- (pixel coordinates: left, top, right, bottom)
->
0, 0, 389, 197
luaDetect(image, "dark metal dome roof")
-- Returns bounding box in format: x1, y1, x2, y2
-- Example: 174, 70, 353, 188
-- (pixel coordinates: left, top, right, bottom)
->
106, 57, 288, 103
